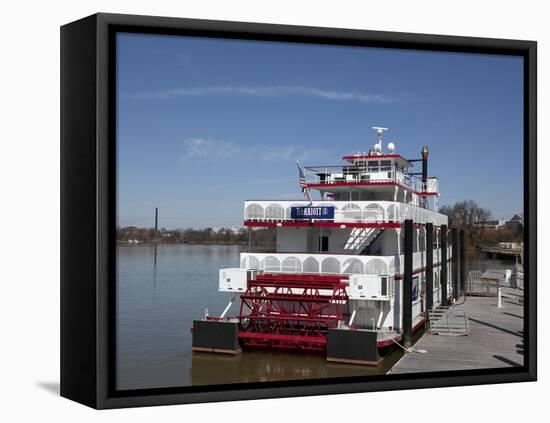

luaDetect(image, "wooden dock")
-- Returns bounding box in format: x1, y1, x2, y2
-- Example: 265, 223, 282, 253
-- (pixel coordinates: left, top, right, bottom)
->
388, 287, 524, 374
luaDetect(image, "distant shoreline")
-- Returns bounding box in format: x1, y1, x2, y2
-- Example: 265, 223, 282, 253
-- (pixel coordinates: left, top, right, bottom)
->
116, 240, 247, 246
116, 226, 275, 248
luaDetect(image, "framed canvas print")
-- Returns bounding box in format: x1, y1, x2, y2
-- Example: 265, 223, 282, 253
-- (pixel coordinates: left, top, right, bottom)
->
60, 13, 537, 409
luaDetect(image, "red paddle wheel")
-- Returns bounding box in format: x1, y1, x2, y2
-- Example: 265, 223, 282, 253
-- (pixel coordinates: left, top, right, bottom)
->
237, 273, 349, 352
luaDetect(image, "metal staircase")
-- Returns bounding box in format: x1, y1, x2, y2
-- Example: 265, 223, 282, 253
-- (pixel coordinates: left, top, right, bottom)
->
342, 227, 383, 254
359, 228, 385, 255
427, 306, 469, 336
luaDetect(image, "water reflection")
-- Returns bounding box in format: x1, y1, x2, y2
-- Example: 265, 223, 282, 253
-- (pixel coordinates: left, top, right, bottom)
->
190, 347, 407, 386
465, 251, 516, 273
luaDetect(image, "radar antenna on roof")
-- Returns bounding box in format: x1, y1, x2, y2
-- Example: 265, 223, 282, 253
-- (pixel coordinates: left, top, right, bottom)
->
372, 127, 388, 154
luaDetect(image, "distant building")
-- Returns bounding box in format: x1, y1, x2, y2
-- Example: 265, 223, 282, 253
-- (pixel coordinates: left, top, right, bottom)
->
473, 214, 523, 231
212, 226, 245, 234
504, 214, 523, 231
117, 226, 156, 241
473, 219, 505, 230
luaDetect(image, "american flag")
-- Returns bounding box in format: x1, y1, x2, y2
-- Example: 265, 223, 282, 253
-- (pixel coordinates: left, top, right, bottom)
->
297, 161, 307, 193
299, 169, 306, 191
296, 161, 313, 203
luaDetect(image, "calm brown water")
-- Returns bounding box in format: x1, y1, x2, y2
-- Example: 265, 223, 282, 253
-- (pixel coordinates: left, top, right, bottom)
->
116, 244, 514, 390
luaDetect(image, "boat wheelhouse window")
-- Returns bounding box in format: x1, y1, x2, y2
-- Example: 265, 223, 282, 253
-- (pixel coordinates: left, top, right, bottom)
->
319, 236, 329, 252
368, 160, 379, 171
380, 160, 391, 171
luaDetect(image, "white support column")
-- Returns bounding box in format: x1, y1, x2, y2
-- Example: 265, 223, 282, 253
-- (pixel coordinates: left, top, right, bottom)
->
348, 306, 357, 326
220, 295, 237, 319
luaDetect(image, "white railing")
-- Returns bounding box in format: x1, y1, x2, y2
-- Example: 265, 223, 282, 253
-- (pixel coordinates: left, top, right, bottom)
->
302, 164, 439, 195
239, 249, 448, 276
303, 164, 430, 193
426, 177, 438, 194
244, 200, 448, 226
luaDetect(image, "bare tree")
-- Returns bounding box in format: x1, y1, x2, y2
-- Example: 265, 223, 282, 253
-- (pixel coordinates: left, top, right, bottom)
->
439, 200, 492, 249
440, 200, 491, 228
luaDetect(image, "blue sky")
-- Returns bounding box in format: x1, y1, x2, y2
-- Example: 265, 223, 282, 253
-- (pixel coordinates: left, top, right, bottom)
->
117, 33, 524, 229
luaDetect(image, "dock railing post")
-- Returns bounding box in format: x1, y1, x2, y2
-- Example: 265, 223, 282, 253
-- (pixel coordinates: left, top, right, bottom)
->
441, 225, 448, 306
426, 223, 434, 311
403, 219, 413, 349
459, 229, 465, 296
452, 228, 458, 300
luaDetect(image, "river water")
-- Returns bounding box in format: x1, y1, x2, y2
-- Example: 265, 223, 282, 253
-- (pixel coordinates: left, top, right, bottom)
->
116, 244, 515, 390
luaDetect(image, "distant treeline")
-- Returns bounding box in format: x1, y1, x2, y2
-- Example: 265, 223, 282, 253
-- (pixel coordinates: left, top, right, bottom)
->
116, 226, 276, 248
117, 200, 521, 252
439, 200, 523, 251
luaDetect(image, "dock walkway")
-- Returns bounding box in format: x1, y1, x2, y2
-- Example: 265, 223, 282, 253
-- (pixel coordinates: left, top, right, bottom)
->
388, 287, 524, 374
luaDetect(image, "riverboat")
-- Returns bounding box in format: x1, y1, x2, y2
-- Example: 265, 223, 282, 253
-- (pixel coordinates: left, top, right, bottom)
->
193, 127, 455, 365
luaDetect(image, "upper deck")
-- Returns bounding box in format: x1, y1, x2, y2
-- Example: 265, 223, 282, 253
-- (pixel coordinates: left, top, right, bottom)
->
299, 127, 439, 203
303, 157, 438, 196
244, 199, 447, 227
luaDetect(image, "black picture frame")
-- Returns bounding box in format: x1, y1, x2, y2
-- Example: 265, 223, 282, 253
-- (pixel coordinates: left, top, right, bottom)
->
61, 12, 537, 409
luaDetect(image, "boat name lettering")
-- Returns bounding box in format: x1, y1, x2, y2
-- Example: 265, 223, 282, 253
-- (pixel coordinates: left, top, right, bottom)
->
290, 206, 335, 220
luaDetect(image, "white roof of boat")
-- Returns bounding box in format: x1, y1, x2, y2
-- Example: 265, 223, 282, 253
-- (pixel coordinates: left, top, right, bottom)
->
341, 153, 413, 167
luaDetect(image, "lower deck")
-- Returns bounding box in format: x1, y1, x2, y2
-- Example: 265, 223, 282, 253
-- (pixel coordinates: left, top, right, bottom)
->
199, 267, 456, 363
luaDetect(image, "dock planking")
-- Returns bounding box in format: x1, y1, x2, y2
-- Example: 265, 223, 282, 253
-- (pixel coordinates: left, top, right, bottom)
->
388, 287, 524, 374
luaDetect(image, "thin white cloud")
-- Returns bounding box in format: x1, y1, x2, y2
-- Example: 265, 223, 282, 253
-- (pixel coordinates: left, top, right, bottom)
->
183, 139, 240, 160
251, 145, 311, 161
123, 85, 396, 104
183, 138, 324, 161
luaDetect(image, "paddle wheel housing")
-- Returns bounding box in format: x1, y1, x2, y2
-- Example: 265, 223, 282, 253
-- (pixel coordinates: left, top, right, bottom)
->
237, 273, 349, 352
